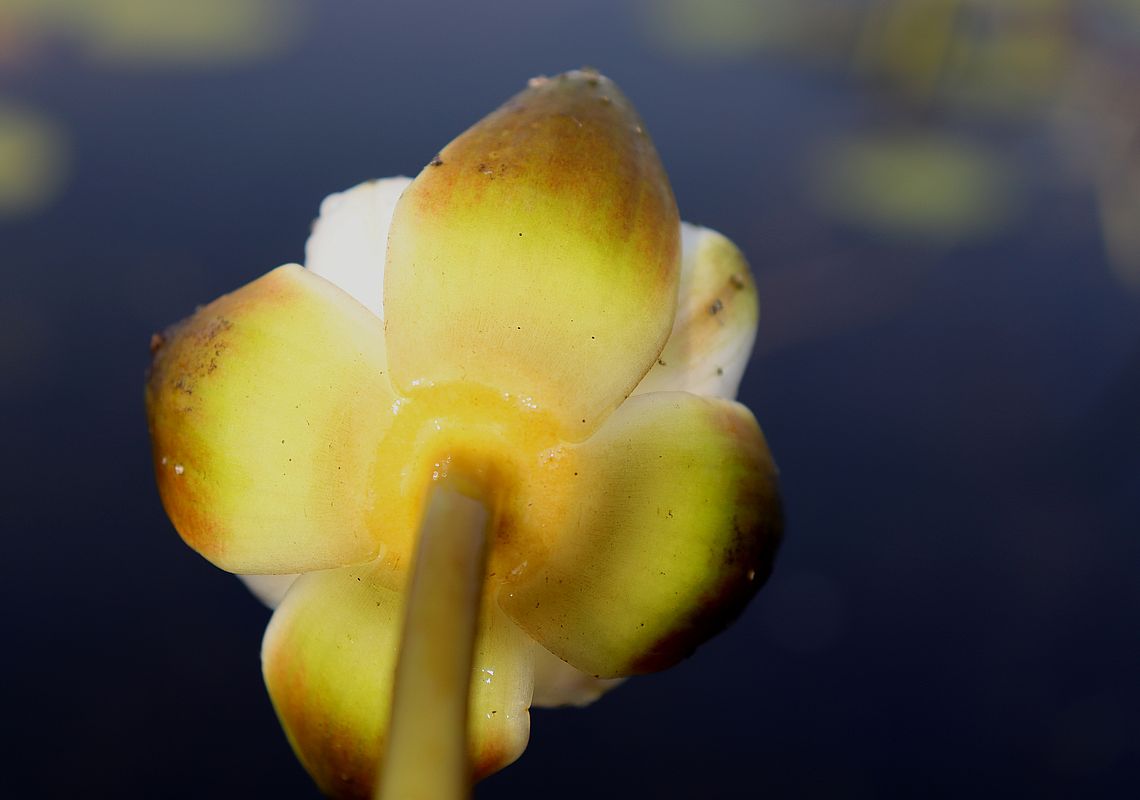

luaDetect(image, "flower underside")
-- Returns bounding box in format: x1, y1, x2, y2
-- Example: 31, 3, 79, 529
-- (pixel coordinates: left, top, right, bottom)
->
146, 69, 782, 798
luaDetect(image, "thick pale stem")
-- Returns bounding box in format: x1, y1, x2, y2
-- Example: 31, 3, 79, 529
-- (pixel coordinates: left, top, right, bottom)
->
377, 483, 489, 800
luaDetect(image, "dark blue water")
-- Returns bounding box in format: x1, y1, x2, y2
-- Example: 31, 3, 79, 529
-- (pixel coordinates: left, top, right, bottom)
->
2, 1, 1137, 797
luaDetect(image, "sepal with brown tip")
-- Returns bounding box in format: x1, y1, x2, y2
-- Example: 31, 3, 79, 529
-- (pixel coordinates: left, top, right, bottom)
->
384, 69, 681, 440
500, 391, 782, 678
145, 265, 397, 574
262, 562, 533, 799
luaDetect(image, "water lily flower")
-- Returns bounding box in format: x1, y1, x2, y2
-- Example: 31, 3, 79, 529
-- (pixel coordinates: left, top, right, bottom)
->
146, 69, 782, 799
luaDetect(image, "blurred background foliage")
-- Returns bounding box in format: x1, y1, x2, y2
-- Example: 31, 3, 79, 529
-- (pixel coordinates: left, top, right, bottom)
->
0, 0, 304, 215
647, 0, 1140, 285
0, 0, 304, 66
0, 100, 65, 215
0, 1, 1136, 797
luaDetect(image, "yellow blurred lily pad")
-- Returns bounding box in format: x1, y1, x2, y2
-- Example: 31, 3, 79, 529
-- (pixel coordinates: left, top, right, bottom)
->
808, 131, 1020, 244
1100, 152, 1140, 290
0, 104, 66, 217
0, 0, 303, 66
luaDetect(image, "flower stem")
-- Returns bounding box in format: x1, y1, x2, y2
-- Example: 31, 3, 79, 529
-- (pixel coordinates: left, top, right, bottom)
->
377, 483, 489, 800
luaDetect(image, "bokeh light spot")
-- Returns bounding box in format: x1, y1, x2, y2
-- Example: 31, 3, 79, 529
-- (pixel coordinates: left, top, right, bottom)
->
0, 103, 66, 216
808, 131, 1020, 244
0, 0, 304, 67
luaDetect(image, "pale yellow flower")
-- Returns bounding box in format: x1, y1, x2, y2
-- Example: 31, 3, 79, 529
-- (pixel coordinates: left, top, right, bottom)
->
146, 70, 781, 798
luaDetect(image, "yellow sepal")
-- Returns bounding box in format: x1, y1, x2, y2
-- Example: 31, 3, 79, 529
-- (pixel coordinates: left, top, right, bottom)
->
262, 561, 533, 799
500, 391, 782, 677
145, 265, 397, 574
384, 70, 681, 440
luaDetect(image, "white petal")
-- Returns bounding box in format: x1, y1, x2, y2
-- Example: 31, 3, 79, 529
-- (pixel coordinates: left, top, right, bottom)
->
632, 222, 759, 399
238, 573, 299, 608
530, 642, 624, 708
304, 176, 413, 319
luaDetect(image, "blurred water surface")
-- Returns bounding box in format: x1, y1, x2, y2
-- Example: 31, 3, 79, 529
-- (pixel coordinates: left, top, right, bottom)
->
1, 1, 1137, 797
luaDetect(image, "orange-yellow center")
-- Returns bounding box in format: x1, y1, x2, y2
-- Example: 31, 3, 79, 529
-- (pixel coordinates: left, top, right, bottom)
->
369, 381, 570, 589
